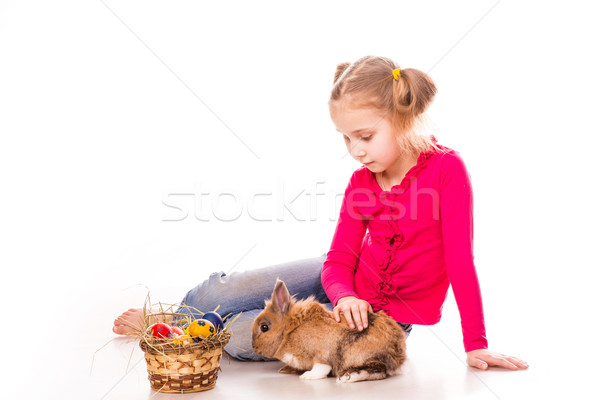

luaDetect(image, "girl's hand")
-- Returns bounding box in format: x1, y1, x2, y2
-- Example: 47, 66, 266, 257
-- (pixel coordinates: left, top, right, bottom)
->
466, 349, 529, 370
333, 296, 373, 331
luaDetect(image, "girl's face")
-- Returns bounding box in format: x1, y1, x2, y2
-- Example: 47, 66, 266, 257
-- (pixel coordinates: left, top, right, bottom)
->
329, 102, 402, 174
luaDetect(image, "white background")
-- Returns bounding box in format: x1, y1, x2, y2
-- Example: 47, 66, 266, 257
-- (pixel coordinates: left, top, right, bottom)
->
1, 1, 599, 399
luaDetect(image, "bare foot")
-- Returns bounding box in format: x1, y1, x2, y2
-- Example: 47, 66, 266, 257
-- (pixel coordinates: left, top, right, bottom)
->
113, 308, 145, 335
113, 308, 174, 335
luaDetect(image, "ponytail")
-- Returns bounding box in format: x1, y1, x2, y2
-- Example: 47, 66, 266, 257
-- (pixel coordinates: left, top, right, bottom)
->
333, 62, 351, 84
392, 68, 437, 120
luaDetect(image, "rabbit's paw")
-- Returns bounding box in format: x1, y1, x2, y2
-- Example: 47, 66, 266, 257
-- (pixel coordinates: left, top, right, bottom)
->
337, 370, 387, 383
299, 363, 332, 380
279, 365, 304, 374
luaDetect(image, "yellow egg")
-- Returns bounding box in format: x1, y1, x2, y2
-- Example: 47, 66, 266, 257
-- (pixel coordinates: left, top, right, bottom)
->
188, 319, 216, 338
173, 334, 192, 345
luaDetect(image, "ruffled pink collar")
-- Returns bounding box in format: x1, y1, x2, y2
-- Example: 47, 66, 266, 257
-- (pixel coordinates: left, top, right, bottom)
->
369, 135, 445, 193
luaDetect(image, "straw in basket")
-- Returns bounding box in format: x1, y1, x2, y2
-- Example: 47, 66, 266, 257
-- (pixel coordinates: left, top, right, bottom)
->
136, 303, 238, 394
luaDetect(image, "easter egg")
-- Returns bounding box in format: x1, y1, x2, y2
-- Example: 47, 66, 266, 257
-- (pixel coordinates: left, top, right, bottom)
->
171, 326, 184, 336
150, 323, 173, 339
188, 319, 215, 338
202, 312, 224, 332
173, 334, 193, 346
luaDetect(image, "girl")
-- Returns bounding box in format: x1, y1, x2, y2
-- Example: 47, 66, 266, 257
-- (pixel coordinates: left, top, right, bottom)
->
114, 55, 528, 371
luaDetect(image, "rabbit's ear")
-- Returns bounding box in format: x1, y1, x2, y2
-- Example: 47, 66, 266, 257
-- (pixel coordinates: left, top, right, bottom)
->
271, 279, 291, 315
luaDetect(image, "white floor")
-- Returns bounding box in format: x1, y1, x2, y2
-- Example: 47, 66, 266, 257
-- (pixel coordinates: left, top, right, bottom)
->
9, 275, 598, 400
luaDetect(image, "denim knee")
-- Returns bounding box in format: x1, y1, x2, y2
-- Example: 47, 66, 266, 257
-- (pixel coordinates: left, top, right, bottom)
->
398, 322, 413, 337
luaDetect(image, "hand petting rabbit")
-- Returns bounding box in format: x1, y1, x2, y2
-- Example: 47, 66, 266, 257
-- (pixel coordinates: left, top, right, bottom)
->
252, 279, 407, 383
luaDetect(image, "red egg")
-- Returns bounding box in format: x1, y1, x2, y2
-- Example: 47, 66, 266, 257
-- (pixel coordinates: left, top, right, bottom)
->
171, 326, 184, 336
150, 323, 173, 339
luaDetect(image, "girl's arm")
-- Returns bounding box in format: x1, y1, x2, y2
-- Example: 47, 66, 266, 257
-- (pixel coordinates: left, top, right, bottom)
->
440, 152, 528, 370
439, 152, 488, 352
321, 172, 368, 307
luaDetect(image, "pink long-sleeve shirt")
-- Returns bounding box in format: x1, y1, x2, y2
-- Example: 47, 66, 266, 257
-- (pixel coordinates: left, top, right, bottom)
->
321, 137, 488, 352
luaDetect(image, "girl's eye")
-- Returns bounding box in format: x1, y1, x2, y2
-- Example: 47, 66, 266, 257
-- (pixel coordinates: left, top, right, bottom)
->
342, 134, 371, 142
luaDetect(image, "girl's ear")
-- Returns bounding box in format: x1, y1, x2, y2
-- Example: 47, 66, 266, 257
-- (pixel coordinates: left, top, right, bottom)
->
271, 279, 291, 315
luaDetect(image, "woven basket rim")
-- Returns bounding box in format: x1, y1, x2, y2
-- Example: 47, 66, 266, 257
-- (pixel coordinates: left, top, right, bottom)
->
140, 331, 231, 355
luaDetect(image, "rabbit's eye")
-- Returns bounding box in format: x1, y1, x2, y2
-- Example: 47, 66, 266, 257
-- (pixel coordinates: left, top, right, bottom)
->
260, 324, 269, 332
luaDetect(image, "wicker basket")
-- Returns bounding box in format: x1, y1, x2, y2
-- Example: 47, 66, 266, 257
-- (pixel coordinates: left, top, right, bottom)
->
139, 332, 231, 393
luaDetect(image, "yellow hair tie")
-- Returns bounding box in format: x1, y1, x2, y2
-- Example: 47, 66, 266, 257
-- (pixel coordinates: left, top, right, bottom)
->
392, 68, 402, 80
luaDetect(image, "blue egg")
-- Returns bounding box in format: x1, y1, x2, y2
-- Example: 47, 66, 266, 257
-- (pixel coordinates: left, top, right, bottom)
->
202, 311, 224, 332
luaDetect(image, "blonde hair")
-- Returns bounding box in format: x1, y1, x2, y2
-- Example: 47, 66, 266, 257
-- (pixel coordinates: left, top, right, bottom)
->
330, 55, 441, 156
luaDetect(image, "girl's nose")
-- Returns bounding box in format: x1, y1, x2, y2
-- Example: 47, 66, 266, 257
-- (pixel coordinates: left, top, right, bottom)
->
350, 143, 366, 158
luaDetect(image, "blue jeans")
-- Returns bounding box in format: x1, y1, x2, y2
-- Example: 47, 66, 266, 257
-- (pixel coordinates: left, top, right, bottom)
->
176, 253, 412, 361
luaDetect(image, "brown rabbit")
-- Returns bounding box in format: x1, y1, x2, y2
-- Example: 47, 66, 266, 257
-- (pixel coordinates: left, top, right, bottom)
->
251, 279, 407, 383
